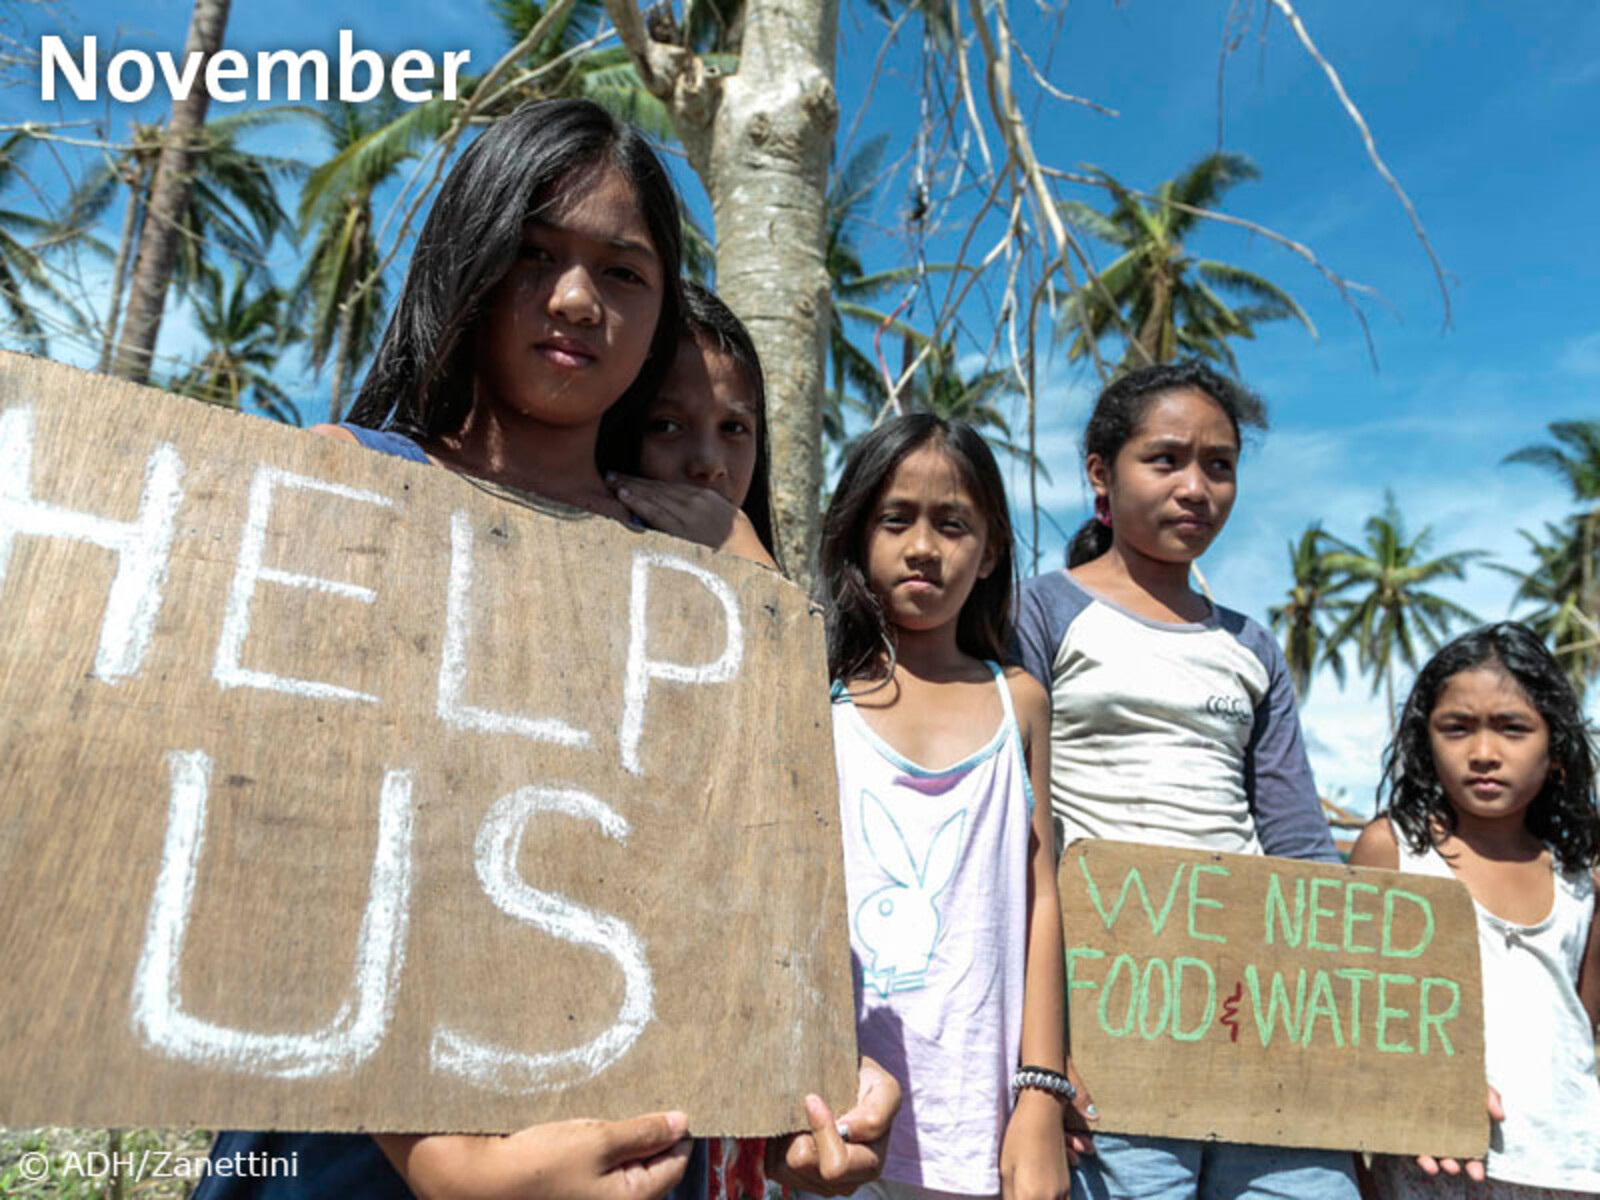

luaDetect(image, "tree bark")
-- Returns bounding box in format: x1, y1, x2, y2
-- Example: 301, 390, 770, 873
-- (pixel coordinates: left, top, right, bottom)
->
606, 0, 838, 583
110, 0, 232, 383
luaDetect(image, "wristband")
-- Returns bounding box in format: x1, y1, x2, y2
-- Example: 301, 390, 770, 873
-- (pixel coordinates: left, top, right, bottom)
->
1011, 1065, 1077, 1103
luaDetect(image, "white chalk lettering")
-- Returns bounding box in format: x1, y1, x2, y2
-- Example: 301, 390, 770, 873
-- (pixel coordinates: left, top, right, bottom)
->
214, 466, 391, 703
0, 405, 183, 684
620, 550, 743, 775
437, 510, 589, 746
130, 749, 416, 1078
430, 786, 653, 1092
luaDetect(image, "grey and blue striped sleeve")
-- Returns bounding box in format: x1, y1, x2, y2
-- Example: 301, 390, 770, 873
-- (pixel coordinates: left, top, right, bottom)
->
1011, 571, 1089, 691
1226, 610, 1340, 863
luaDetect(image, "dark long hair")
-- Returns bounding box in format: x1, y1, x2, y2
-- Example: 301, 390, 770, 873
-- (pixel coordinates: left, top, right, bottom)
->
1381, 621, 1600, 872
1068, 360, 1267, 567
820, 415, 1015, 682
346, 98, 684, 470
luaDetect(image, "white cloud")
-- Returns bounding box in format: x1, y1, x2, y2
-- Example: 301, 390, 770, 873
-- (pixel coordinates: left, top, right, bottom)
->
1558, 331, 1600, 377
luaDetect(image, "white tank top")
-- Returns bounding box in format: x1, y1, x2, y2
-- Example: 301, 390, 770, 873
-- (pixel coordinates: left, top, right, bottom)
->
832, 663, 1033, 1196
1392, 824, 1600, 1190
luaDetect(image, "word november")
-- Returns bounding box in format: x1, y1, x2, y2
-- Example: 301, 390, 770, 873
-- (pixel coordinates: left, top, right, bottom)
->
40, 32, 469, 103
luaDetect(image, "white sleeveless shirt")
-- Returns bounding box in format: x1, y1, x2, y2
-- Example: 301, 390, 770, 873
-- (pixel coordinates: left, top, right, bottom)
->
833, 664, 1033, 1196
1393, 826, 1600, 1191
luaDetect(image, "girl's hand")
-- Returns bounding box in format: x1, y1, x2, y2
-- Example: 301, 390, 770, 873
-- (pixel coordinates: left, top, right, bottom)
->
764, 1056, 902, 1196
1060, 1060, 1098, 1164
610, 475, 774, 566
1412, 1086, 1503, 1183
375, 1112, 692, 1200
1000, 1089, 1071, 1200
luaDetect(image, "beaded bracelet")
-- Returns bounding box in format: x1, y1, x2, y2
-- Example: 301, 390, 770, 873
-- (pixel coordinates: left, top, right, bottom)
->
1011, 1065, 1077, 1103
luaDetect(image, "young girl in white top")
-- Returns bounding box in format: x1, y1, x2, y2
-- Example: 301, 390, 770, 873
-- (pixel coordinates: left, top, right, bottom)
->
1012, 361, 1356, 1198
820, 414, 1093, 1200
1353, 622, 1600, 1199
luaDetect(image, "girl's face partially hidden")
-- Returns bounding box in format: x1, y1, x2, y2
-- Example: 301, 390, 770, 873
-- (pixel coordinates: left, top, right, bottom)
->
1089, 387, 1239, 565
1428, 666, 1551, 829
638, 336, 759, 506
475, 165, 663, 428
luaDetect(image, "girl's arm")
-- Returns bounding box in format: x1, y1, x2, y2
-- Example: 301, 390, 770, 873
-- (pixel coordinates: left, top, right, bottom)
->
1580, 870, 1600, 1030
999, 671, 1074, 1200
373, 1114, 691, 1200
1243, 628, 1340, 863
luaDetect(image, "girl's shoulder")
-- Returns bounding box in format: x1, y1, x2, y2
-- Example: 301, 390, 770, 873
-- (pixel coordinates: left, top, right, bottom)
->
1002, 664, 1049, 727
1349, 815, 1402, 870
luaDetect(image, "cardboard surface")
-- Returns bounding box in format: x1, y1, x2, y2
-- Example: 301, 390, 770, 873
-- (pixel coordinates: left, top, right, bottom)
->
0, 351, 857, 1135
1060, 839, 1487, 1157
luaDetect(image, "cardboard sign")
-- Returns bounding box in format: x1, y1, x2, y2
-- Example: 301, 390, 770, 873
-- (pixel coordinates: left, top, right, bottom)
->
0, 351, 856, 1136
1060, 840, 1487, 1157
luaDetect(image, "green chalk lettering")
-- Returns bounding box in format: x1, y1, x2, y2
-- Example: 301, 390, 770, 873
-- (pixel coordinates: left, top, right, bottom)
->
1418, 978, 1460, 1057
1099, 953, 1138, 1037
1171, 956, 1217, 1042
1306, 878, 1341, 952
1264, 874, 1306, 948
1137, 958, 1172, 1040
1342, 881, 1379, 954
1186, 864, 1230, 944
1382, 888, 1435, 958
1376, 973, 1416, 1053
1334, 967, 1375, 1046
1301, 969, 1345, 1048
1245, 965, 1307, 1047
1066, 946, 1106, 997
1079, 859, 1188, 934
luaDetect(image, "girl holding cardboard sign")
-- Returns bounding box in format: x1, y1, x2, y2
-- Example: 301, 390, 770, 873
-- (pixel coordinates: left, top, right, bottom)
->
1012, 362, 1359, 1198
1355, 622, 1600, 1198
195, 98, 896, 1200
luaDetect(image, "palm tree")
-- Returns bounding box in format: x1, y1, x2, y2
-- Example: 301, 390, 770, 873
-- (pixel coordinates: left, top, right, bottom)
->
170, 267, 301, 425
1268, 523, 1355, 699
0, 131, 84, 354
1496, 522, 1600, 701
1322, 491, 1481, 729
1501, 420, 1600, 696
1057, 152, 1315, 374
293, 97, 413, 421
112, 0, 234, 383
64, 110, 301, 373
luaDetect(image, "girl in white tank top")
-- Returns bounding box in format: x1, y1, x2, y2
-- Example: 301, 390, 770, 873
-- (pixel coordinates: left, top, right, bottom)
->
1351, 623, 1600, 1198
818, 416, 1096, 1200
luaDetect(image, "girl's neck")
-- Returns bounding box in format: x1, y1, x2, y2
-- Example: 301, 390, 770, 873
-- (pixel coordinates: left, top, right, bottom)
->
1073, 541, 1206, 621
1440, 809, 1544, 861
428, 400, 624, 518
888, 620, 977, 682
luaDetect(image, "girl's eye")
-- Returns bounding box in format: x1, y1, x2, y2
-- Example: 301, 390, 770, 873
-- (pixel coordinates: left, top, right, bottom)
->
518, 242, 554, 263
721, 419, 751, 437
644, 417, 682, 436
607, 265, 647, 285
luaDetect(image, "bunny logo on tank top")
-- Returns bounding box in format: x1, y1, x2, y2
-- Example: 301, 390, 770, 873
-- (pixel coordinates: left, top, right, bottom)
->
853, 789, 967, 997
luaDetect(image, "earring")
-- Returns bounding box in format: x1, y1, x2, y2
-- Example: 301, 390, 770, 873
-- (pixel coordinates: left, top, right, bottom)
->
1094, 495, 1112, 528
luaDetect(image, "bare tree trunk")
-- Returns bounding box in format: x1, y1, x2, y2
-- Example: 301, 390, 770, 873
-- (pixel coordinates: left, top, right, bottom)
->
110, 0, 232, 383
96, 158, 151, 374
606, 0, 838, 583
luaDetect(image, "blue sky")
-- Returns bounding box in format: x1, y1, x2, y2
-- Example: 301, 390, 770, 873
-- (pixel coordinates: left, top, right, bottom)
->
6, 0, 1598, 810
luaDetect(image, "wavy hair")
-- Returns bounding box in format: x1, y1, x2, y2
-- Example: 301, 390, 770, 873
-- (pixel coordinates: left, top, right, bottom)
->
1381, 621, 1600, 872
